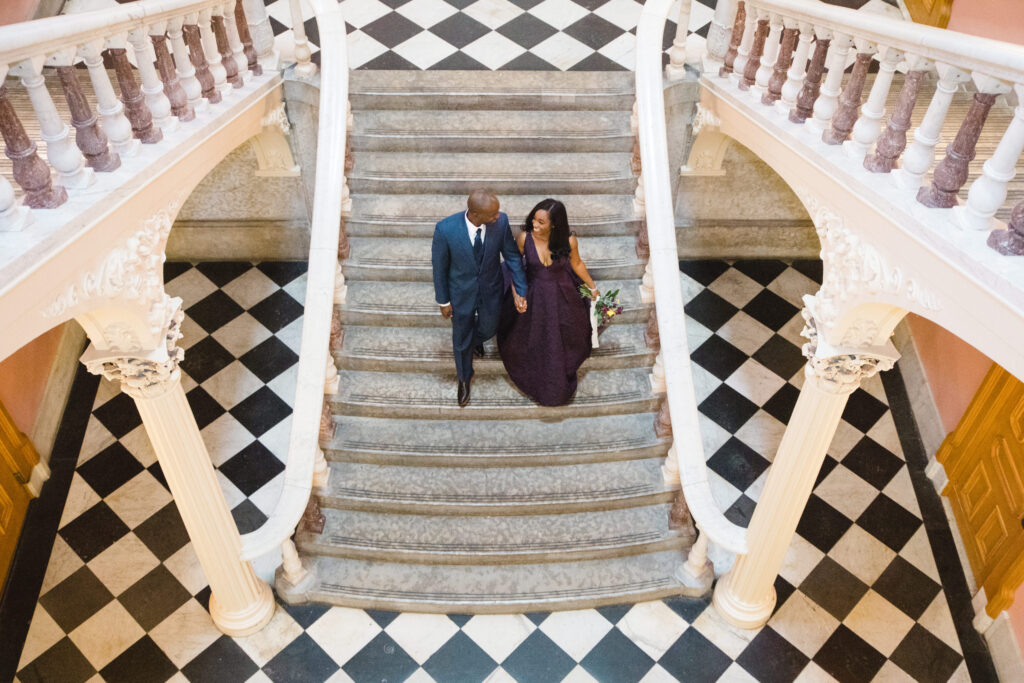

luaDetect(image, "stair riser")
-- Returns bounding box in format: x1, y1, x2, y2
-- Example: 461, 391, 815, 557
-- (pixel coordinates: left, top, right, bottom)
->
314, 490, 677, 517
335, 351, 656, 374
348, 177, 636, 196
349, 94, 635, 112
331, 397, 662, 421
344, 220, 641, 238
323, 442, 669, 468
294, 534, 688, 566
342, 261, 644, 282
339, 305, 650, 328
352, 135, 633, 154
292, 585, 702, 614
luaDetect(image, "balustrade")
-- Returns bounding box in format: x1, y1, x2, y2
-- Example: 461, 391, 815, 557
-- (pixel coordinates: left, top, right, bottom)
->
763, 21, 796, 105
739, 13, 768, 91
777, 22, 811, 113
845, 46, 903, 161
719, 1, 746, 78
822, 41, 874, 145
753, 14, 782, 95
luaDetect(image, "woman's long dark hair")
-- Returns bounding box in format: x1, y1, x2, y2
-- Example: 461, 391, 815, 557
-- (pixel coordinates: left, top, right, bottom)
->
522, 198, 572, 260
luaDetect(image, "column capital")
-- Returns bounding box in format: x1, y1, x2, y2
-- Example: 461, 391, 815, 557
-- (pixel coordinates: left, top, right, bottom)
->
81, 300, 185, 399
801, 309, 896, 395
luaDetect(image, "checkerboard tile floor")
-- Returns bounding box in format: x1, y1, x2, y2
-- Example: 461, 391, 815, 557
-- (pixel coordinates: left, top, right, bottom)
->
6, 260, 994, 682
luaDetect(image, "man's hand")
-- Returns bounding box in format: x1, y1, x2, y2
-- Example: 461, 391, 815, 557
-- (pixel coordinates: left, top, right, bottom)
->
440, 304, 453, 319
513, 292, 527, 313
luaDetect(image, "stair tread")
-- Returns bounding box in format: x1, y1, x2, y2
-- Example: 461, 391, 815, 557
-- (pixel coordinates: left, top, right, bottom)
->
306, 551, 684, 609
350, 152, 634, 180
347, 194, 639, 225
354, 109, 632, 139
349, 70, 635, 95
323, 459, 671, 506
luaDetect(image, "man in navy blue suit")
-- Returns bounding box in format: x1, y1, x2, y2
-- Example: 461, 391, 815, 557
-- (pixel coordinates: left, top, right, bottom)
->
432, 189, 528, 406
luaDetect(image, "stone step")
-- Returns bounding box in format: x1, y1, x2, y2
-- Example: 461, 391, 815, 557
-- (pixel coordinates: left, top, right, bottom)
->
329, 368, 659, 420
323, 414, 668, 467
296, 505, 684, 565
317, 458, 675, 515
343, 236, 644, 282
344, 194, 641, 238
287, 551, 692, 613
348, 152, 635, 195
351, 110, 633, 153
336, 323, 654, 374
339, 280, 647, 327
349, 70, 635, 112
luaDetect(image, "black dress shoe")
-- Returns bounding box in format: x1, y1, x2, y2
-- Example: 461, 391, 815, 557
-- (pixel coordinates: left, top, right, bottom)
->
458, 379, 471, 406
473, 344, 485, 357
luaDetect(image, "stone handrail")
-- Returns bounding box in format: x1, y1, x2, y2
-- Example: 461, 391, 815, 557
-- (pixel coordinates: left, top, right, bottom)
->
238, 0, 348, 562
636, 0, 748, 554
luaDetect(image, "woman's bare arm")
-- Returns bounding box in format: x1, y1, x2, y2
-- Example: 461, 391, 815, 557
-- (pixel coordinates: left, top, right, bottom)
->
569, 236, 598, 296
516, 231, 526, 255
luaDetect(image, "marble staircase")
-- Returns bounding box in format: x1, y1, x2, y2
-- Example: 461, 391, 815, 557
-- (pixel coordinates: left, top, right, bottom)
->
283, 71, 694, 613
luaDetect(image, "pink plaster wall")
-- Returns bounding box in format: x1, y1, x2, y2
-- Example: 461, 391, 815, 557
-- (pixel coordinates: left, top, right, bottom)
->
0, 0, 41, 25
0, 326, 64, 437
948, 0, 1024, 45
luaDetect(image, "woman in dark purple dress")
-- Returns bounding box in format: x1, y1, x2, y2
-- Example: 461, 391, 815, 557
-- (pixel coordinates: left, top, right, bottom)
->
497, 199, 599, 406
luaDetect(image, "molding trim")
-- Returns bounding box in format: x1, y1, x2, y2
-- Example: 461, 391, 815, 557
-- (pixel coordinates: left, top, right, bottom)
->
26, 460, 50, 498
167, 220, 310, 260
28, 321, 87, 467
890, 319, 948, 481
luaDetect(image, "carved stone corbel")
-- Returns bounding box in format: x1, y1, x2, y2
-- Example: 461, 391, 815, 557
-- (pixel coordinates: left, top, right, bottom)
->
681, 103, 730, 177
800, 308, 898, 395
249, 98, 299, 177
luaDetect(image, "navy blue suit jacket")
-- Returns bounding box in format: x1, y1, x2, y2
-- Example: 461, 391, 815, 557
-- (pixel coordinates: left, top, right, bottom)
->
431, 211, 527, 316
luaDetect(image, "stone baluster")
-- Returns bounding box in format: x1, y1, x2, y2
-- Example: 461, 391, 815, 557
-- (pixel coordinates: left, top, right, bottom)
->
764, 20, 797, 106
325, 356, 339, 395
150, 26, 195, 123
666, 0, 699, 81
777, 22, 813, 114
895, 64, 970, 190
334, 261, 348, 304
739, 12, 767, 91
651, 352, 666, 394
12, 57, 94, 189
644, 308, 659, 349
320, 401, 335, 444
707, 0, 733, 60
719, 0, 746, 77
199, 8, 229, 93
789, 30, 831, 124
241, 0, 277, 69
168, 17, 206, 113
313, 446, 330, 488
182, 16, 221, 104
864, 64, 928, 173
639, 260, 654, 303
0, 84, 67, 209
128, 28, 177, 134
280, 538, 309, 587
235, 0, 263, 77
330, 311, 344, 352
988, 198, 1024, 255
221, 2, 250, 81
917, 78, 1007, 209
822, 41, 876, 145
676, 526, 713, 591
808, 33, 853, 134
654, 398, 672, 438
844, 46, 903, 160
669, 489, 691, 529
957, 82, 1024, 231
635, 217, 650, 259
753, 13, 783, 95
662, 443, 679, 485
0, 174, 31, 232
731, 7, 757, 84
289, 0, 318, 79
54, 65, 119, 173
633, 172, 646, 217
107, 46, 162, 144
80, 41, 140, 157
211, 7, 243, 89
338, 216, 351, 260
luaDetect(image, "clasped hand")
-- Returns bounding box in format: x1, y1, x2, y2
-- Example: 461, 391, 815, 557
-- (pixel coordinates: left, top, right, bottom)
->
513, 292, 527, 313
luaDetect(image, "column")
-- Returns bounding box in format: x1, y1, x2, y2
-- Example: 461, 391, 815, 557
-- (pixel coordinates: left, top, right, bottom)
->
763, 21, 797, 106
13, 57, 95, 188
957, 82, 1024, 231
79, 40, 140, 157
127, 29, 177, 133
706, 0, 733, 60
56, 66, 120, 172
81, 305, 275, 636
150, 29, 195, 122
822, 44, 875, 145
864, 64, 927, 173
808, 33, 853, 134
777, 22, 812, 114
753, 14, 783, 95
789, 30, 830, 124
168, 17, 207, 112
713, 324, 896, 628
895, 64, 970, 190
844, 46, 900, 159
108, 47, 162, 144
719, 1, 746, 78
0, 84, 67, 209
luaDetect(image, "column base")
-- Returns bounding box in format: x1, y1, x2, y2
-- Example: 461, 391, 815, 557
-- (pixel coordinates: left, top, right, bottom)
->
209, 579, 276, 636
712, 572, 776, 630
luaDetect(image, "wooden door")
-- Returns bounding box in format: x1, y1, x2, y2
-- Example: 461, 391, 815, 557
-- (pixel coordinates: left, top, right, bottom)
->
904, 0, 953, 28
938, 365, 1024, 617
0, 401, 36, 586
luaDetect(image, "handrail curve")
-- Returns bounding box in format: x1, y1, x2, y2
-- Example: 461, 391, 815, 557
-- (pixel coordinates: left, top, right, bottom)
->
637, 0, 748, 554
238, 0, 346, 560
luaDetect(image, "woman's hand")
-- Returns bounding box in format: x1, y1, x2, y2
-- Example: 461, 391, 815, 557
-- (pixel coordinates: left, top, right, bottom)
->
589, 285, 600, 300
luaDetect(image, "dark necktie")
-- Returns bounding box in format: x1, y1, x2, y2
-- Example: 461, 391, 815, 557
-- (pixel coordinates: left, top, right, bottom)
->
473, 227, 483, 269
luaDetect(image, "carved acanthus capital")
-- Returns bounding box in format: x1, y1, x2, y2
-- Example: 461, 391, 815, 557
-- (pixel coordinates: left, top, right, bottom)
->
691, 103, 721, 136
82, 300, 185, 399
801, 309, 896, 395
260, 102, 290, 135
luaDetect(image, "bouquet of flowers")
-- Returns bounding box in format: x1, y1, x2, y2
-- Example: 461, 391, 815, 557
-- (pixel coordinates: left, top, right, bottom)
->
578, 285, 622, 347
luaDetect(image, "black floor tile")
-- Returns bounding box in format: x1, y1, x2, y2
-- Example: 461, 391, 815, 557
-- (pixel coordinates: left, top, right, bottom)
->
579, 629, 655, 683
195, 262, 252, 287
38, 567, 114, 633
736, 627, 810, 683
743, 290, 800, 331
133, 502, 189, 562
799, 558, 869, 621
186, 386, 227, 430
58, 501, 131, 562
181, 636, 260, 683
724, 494, 756, 527
496, 13, 557, 49
814, 455, 840, 488
889, 624, 963, 683
247, 290, 304, 333
263, 633, 340, 683
91, 392, 142, 438
100, 636, 178, 683
117, 565, 191, 630
708, 437, 771, 491
842, 388, 888, 432
856, 494, 922, 551
732, 260, 789, 286
692, 335, 748, 381
17, 637, 96, 683
841, 436, 904, 489
257, 262, 307, 286
164, 261, 193, 283
279, 599, 331, 629
791, 259, 824, 284
569, 53, 626, 71
360, 11, 422, 48
185, 290, 245, 334
774, 575, 797, 614
500, 52, 557, 70
230, 386, 292, 437
238, 336, 299, 383
658, 628, 731, 683
180, 336, 236, 384
429, 12, 490, 48
358, 50, 421, 70
684, 289, 738, 332
813, 625, 886, 683
230, 499, 269, 535
698, 384, 759, 434
365, 609, 400, 629
76, 442, 144, 498
432, 51, 489, 69
796, 494, 852, 553
595, 603, 631, 624
219, 441, 286, 496
422, 631, 497, 683
753, 334, 806, 380
872, 556, 942, 620
679, 260, 730, 286
342, 632, 419, 683
761, 382, 800, 423
501, 630, 576, 683
663, 596, 710, 623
